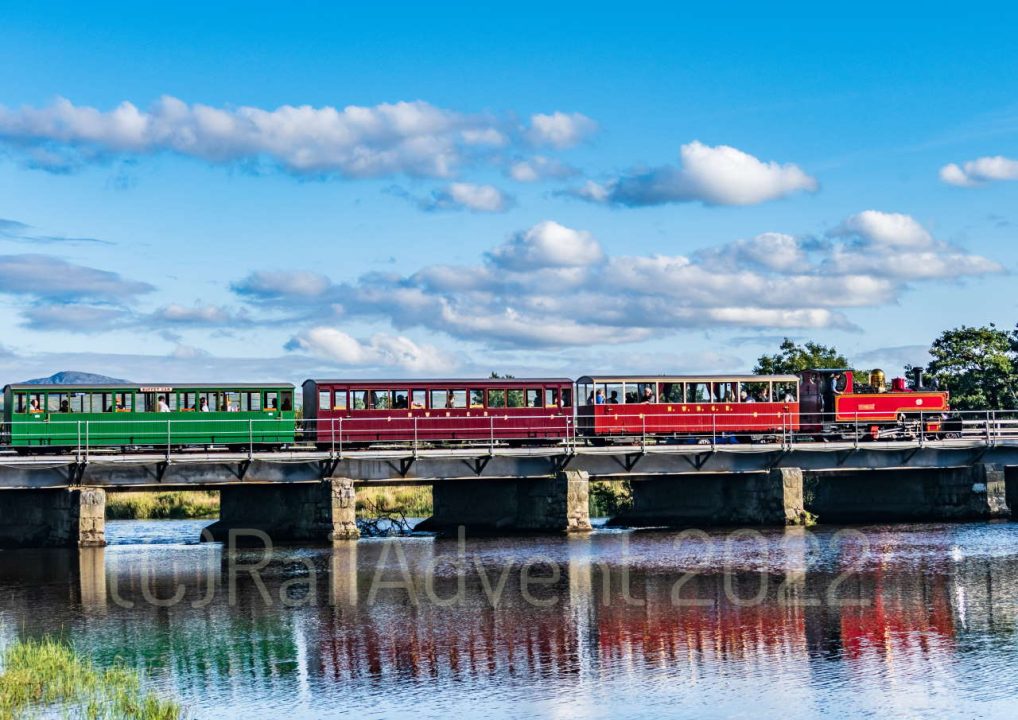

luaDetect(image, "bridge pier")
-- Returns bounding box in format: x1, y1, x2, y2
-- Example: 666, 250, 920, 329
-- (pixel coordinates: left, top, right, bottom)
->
807, 463, 1010, 523
417, 470, 593, 536
204, 478, 359, 544
0, 488, 106, 549
609, 468, 810, 527
1006, 466, 1018, 517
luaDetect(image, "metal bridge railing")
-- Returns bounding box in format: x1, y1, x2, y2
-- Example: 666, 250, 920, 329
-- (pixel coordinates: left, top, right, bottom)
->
1, 409, 1017, 460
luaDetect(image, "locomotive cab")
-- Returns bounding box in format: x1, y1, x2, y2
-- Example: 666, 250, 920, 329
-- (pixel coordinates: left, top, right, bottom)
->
798, 368, 853, 429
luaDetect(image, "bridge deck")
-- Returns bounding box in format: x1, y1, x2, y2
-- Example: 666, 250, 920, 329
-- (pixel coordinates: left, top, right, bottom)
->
1, 438, 1017, 489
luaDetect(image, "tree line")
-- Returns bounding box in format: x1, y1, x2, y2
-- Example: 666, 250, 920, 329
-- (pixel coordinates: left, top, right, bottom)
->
754, 325, 1018, 410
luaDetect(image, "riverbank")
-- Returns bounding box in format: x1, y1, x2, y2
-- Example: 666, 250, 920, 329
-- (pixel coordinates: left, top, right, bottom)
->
0, 638, 181, 719
107, 481, 631, 521
107, 491, 219, 520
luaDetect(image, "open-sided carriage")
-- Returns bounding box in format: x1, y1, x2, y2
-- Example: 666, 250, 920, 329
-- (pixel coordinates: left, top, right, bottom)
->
2, 382, 297, 450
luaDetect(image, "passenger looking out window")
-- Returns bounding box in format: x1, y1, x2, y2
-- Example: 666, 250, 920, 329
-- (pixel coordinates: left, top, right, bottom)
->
595, 389, 605, 404
199, 397, 210, 412
157, 395, 171, 413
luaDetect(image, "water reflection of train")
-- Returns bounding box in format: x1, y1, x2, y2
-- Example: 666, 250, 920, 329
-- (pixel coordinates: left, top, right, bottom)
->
2, 367, 950, 451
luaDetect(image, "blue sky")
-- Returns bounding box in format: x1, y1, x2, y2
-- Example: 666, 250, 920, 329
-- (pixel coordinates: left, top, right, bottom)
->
0, 2, 1016, 382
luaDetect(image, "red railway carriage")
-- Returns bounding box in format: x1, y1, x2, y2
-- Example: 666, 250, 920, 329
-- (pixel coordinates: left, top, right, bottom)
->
798, 369, 950, 436
303, 378, 574, 446
576, 374, 801, 439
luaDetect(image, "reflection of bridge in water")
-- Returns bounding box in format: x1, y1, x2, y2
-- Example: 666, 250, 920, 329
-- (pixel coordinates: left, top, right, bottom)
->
5, 530, 1015, 694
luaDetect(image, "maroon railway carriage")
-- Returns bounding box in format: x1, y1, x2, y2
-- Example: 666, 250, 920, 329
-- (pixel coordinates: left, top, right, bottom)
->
576, 374, 801, 439
303, 378, 574, 446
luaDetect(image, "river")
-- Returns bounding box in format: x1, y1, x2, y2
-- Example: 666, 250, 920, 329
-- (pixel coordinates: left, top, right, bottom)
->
2, 519, 1018, 718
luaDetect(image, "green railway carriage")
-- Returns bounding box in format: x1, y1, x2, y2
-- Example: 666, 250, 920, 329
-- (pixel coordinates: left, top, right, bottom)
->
2, 383, 296, 449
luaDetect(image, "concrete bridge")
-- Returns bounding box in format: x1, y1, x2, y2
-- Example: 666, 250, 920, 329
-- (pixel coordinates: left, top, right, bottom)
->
2, 437, 1017, 548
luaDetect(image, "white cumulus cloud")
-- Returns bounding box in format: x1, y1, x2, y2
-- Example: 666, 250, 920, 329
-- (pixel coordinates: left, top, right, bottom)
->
526, 112, 597, 148
285, 327, 455, 372
419, 182, 512, 213
569, 141, 818, 207
939, 155, 1018, 187
487, 220, 604, 270
270, 213, 997, 348
508, 155, 578, 182
0, 96, 597, 179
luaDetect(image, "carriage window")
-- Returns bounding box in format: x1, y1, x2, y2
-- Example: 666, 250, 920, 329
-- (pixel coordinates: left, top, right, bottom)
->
366, 390, 387, 410
179, 392, 196, 411
14, 393, 25, 413
392, 391, 410, 409
265, 391, 279, 410
115, 393, 132, 411
636, 382, 659, 402
562, 388, 572, 407
410, 390, 426, 409
239, 392, 257, 411
470, 389, 484, 408
774, 382, 798, 402
350, 391, 368, 410
219, 392, 238, 412
507, 389, 525, 408
281, 391, 293, 411
742, 382, 768, 402
48, 394, 66, 412
578, 383, 592, 405
67, 392, 86, 413
605, 383, 624, 404
686, 383, 713, 403
447, 390, 468, 409
545, 388, 559, 407
526, 389, 542, 408
716, 382, 737, 403
331, 390, 346, 411
660, 383, 683, 403
318, 390, 330, 411
24, 393, 43, 412
488, 389, 506, 408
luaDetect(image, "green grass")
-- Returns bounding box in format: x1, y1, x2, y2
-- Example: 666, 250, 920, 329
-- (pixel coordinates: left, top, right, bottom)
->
0, 638, 182, 720
106, 491, 219, 520
356, 485, 433, 517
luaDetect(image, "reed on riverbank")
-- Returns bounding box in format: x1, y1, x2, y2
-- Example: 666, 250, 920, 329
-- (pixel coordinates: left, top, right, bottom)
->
106, 491, 219, 520
0, 638, 182, 720
357, 485, 432, 517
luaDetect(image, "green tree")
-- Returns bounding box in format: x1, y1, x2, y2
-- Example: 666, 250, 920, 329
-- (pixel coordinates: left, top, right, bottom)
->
924, 324, 1018, 410
754, 338, 848, 375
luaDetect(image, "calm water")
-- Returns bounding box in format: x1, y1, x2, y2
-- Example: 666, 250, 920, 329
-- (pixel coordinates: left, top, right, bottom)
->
2, 519, 1018, 718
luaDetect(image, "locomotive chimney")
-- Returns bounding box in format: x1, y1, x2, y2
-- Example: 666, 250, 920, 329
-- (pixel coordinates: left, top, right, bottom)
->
912, 367, 924, 390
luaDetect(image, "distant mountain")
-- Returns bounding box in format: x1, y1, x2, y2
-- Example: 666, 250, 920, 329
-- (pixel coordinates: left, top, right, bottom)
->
21, 370, 131, 385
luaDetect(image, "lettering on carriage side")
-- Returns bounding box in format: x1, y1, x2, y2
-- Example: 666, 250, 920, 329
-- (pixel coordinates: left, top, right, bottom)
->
140, 386, 173, 393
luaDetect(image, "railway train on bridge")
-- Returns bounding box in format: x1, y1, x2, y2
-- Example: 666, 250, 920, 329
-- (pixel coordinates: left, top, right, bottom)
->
1, 368, 953, 452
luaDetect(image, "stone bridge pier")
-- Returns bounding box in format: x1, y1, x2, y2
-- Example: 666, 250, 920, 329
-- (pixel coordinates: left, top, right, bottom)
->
0, 488, 106, 548
609, 468, 811, 528
204, 478, 359, 544
807, 463, 1009, 522
416, 470, 593, 536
